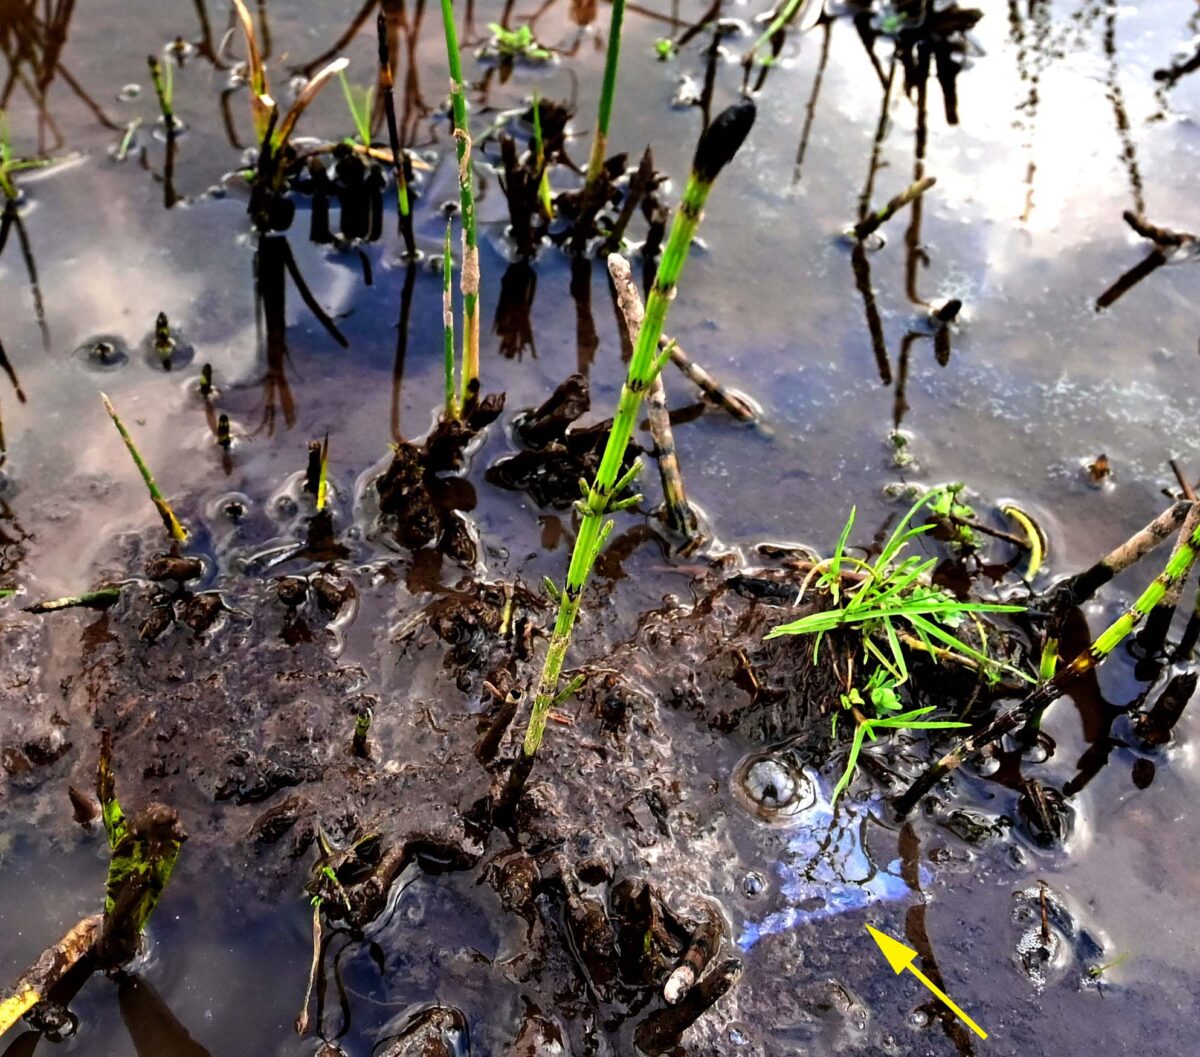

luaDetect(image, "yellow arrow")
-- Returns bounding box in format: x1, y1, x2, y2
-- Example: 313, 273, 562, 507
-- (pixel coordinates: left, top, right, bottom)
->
866, 925, 987, 1040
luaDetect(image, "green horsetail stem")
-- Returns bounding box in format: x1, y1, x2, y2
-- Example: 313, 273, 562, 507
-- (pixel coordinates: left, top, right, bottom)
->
24, 586, 122, 614
101, 393, 187, 542
438, 0, 481, 408
443, 218, 457, 419
895, 505, 1200, 814
377, 12, 416, 258
584, 0, 627, 189
520, 100, 756, 759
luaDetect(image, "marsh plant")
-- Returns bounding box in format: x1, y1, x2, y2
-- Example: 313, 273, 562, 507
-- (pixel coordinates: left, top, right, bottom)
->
898, 499, 1200, 811
584, 0, 627, 191
766, 489, 1027, 799
439, 0, 481, 413
511, 100, 758, 796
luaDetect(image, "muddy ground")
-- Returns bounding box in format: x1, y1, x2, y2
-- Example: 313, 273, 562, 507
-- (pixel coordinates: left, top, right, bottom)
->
2, 0, 1200, 1054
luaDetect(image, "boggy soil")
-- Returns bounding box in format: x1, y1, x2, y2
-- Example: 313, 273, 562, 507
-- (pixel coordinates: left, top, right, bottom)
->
3, 520, 878, 1054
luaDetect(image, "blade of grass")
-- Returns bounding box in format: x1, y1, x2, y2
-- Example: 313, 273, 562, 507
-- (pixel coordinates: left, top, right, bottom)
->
100, 393, 187, 542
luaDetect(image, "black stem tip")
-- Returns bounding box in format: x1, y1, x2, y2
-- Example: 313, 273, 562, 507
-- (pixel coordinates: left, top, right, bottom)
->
377, 11, 389, 66
692, 98, 757, 183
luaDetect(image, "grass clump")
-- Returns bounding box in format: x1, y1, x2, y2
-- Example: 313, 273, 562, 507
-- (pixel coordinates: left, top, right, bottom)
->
767, 489, 1028, 801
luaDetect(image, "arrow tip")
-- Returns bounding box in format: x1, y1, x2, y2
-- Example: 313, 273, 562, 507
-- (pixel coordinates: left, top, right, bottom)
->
866, 924, 917, 974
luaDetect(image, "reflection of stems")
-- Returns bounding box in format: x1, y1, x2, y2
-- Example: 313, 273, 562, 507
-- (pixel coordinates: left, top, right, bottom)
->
390, 262, 417, 442
794, 18, 832, 184
850, 241, 890, 384
1095, 250, 1166, 310
439, 0, 480, 408
584, 0, 627, 188
377, 12, 416, 258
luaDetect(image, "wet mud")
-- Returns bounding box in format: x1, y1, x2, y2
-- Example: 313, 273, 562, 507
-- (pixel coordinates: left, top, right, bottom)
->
3, 0, 1200, 1055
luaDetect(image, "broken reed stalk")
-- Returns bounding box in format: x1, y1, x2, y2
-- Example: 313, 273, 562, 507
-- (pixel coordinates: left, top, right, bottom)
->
665, 338, 758, 422
517, 100, 757, 767
377, 12, 416, 258
94, 729, 187, 966
0, 915, 102, 1037
609, 255, 698, 540
0, 733, 185, 1039
443, 218, 457, 418
896, 504, 1200, 814
438, 0, 481, 410
1059, 500, 1190, 606
146, 55, 175, 130
584, 0, 627, 189
25, 585, 122, 614
101, 393, 187, 542
853, 176, 936, 241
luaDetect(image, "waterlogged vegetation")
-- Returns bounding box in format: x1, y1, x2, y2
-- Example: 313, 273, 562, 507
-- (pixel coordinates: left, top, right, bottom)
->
1, 0, 1200, 1055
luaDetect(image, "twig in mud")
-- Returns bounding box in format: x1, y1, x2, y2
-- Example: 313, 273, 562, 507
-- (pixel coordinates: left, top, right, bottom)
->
634, 957, 742, 1054
896, 504, 1200, 814
663, 905, 723, 1004
1096, 212, 1197, 310
101, 392, 188, 542
1122, 209, 1195, 249
852, 176, 937, 241
609, 255, 699, 543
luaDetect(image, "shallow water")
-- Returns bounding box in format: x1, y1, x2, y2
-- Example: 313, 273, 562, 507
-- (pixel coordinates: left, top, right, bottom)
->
2, 0, 1200, 1054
